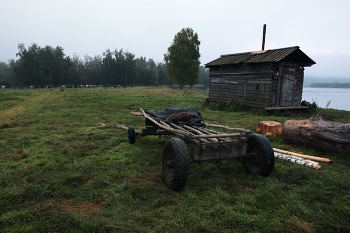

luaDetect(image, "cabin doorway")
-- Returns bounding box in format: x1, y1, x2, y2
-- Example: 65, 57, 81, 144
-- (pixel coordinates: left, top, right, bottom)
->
276, 63, 296, 107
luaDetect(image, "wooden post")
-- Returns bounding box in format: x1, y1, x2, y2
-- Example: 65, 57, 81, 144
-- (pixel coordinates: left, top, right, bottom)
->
262, 24, 266, 50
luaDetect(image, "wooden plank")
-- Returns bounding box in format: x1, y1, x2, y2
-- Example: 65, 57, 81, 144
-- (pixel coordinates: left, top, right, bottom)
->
131, 112, 143, 116
209, 92, 272, 100
211, 78, 238, 84
117, 124, 143, 135
210, 76, 273, 80
209, 86, 272, 93
273, 148, 331, 163
208, 98, 271, 109
210, 73, 274, 78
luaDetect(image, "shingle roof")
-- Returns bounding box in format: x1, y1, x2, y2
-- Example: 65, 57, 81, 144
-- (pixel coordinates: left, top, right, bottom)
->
205, 46, 316, 67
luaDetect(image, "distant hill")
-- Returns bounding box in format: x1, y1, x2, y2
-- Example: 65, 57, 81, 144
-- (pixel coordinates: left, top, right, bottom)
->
304, 76, 350, 86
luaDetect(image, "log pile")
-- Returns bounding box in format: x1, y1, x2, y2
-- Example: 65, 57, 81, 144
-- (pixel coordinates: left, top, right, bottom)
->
282, 115, 350, 153
273, 148, 331, 163
274, 152, 321, 169
273, 148, 331, 170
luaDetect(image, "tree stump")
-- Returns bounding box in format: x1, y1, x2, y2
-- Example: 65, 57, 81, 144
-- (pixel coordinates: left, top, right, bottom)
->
283, 115, 350, 153
256, 121, 282, 137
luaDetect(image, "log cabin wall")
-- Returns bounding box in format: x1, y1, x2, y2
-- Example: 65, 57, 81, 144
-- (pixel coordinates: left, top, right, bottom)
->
208, 63, 276, 109
206, 46, 315, 109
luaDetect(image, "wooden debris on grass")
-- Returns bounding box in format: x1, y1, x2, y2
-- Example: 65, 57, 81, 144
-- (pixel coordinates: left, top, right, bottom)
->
274, 152, 321, 169
85, 123, 105, 129
273, 148, 331, 163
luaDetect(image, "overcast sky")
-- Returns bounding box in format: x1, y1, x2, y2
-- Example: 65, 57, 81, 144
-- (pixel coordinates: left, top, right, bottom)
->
1, 0, 349, 78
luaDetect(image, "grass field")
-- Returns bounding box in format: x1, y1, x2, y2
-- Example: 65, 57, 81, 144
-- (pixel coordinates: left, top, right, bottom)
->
0, 87, 349, 232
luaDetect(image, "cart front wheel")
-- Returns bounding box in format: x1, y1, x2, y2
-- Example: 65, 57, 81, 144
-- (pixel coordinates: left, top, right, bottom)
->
162, 138, 189, 191
243, 133, 274, 177
128, 126, 136, 144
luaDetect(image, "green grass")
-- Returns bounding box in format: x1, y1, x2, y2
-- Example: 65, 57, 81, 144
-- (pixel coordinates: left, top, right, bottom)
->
0, 87, 349, 232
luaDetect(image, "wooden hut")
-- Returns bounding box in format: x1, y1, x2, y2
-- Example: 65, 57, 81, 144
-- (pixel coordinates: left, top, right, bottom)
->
205, 46, 316, 110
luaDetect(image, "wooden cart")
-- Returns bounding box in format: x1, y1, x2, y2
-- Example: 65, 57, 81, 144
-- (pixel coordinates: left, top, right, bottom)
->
118, 108, 274, 191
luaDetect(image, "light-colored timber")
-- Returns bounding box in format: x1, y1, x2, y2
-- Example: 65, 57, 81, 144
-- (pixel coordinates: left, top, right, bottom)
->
273, 148, 331, 163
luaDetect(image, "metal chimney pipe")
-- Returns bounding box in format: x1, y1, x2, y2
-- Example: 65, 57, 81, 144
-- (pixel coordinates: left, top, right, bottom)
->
262, 24, 266, 50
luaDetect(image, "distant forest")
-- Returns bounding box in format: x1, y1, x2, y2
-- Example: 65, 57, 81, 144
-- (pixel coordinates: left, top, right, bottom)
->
310, 83, 350, 88
0, 43, 209, 88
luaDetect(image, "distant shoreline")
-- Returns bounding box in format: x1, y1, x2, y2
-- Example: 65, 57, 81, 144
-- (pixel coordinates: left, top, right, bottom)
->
304, 83, 350, 88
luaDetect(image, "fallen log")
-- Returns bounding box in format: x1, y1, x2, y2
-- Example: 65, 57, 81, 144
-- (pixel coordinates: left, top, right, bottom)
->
273, 148, 331, 163
282, 115, 350, 153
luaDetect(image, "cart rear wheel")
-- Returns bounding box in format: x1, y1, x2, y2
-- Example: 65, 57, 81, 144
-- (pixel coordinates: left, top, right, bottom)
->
162, 138, 189, 191
243, 133, 274, 177
128, 126, 136, 144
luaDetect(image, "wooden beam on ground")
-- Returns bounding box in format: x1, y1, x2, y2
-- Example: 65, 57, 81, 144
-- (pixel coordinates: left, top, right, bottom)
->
273, 148, 331, 163
117, 125, 142, 135
274, 152, 321, 169
131, 112, 150, 116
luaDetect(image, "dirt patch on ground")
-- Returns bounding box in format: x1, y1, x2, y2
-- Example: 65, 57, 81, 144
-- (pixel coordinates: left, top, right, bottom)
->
0, 106, 24, 128
0, 106, 24, 119
50, 200, 102, 215
74, 143, 97, 150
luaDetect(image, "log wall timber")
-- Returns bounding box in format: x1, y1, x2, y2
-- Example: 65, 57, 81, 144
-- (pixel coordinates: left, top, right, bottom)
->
208, 63, 276, 108
208, 62, 305, 109
283, 115, 350, 153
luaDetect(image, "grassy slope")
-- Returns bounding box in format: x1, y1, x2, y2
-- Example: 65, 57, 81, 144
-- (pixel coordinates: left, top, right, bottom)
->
0, 87, 349, 232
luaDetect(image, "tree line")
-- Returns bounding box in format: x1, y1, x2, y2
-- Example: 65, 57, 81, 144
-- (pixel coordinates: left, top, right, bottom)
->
0, 42, 209, 88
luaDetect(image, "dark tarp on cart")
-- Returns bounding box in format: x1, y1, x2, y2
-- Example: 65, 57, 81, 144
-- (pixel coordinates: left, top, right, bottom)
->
145, 107, 205, 126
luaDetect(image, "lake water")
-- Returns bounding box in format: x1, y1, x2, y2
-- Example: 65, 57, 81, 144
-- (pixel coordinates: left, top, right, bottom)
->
302, 87, 350, 111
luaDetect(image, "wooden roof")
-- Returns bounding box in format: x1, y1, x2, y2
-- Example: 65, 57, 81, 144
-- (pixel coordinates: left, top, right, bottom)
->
205, 46, 316, 67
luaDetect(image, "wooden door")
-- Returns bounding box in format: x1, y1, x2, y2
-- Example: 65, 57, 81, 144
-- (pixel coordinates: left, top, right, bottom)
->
276, 63, 296, 107
280, 73, 294, 106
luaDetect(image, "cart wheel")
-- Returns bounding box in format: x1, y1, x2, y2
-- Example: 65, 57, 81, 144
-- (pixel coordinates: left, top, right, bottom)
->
162, 138, 190, 191
243, 133, 274, 177
128, 126, 136, 144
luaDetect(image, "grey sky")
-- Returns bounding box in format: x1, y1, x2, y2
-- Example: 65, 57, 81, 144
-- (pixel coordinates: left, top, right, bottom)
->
1, 0, 349, 78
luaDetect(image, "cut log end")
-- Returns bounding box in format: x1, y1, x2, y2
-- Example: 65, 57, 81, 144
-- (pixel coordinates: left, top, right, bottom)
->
282, 115, 350, 154
256, 121, 282, 137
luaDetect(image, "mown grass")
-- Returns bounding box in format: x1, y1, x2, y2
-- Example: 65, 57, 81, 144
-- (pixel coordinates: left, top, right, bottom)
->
0, 87, 349, 232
